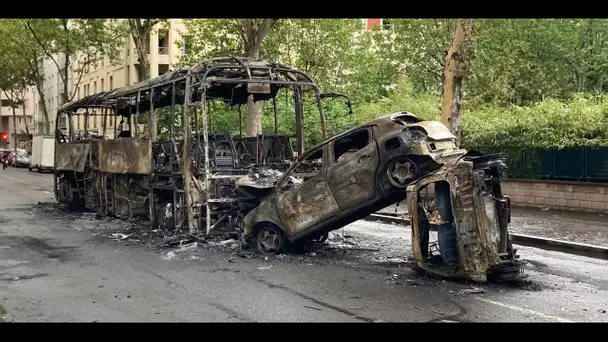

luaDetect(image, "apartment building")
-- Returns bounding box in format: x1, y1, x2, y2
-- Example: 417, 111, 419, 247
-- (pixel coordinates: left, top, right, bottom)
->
35, 19, 188, 135
0, 87, 35, 150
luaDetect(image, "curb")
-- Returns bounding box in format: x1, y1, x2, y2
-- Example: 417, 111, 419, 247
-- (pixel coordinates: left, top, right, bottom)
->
364, 214, 608, 260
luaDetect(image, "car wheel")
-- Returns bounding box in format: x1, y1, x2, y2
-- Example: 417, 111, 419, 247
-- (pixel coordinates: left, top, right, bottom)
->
387, 157, 419, 188
256, 224, 286, 255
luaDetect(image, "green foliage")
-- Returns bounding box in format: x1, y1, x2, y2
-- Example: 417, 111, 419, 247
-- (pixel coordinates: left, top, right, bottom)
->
24, 19, 126, 102
461, 94, 608, 149
173, 19, 608, 150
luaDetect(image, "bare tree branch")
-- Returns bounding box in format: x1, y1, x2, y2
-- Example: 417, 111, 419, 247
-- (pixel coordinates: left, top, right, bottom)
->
24, 20, 65, 85
69, 56, 91, 102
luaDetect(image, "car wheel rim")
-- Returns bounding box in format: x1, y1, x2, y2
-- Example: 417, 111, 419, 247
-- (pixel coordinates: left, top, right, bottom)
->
388, 158, 417, 188
260, 229, 280, 253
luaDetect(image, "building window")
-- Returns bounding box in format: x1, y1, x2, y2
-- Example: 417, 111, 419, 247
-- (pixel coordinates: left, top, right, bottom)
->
158, 29, 169, 55
109, 75, 113, 90
1, 99, 9, 107
78, 87, 81, 99
18, 117, 23, 124
94, 81, 97, 94
101, 78, 104, 92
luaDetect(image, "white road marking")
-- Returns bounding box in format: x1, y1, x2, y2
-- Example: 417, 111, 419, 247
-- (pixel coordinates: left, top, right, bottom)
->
0, 173, 30, 184
0, 196, 28, 202
474, 297, 574, 322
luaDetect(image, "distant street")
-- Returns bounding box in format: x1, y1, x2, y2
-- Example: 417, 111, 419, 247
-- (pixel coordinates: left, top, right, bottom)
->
1, 167, 607, 322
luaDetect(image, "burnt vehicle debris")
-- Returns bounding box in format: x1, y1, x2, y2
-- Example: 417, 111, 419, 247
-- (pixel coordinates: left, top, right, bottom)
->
241, 112, 466, 255
53, 57, 333, 235
407, 150, 523, 282
52, 55, 523, 283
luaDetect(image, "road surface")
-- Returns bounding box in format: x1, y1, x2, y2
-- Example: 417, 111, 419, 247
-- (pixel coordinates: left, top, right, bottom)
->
1, 167, 607, 322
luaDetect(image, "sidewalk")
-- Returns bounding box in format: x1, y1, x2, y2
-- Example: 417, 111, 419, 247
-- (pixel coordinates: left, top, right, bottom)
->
378, 204, 608, 248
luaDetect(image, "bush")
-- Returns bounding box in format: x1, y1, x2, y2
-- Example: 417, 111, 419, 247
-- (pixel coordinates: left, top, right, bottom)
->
352, 81, 608, 150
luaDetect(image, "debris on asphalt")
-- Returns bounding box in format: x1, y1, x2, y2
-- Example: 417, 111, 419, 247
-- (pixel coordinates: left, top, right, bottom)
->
219, 239, 237, 246
599, 309, 606, 314
303, 305, 322, 311
111, 233, 132, 241
163, 251, 176, 260
176, 242, 198, 252
257, 266, 272, 270
349, 306, 363, 310
456, 287, 486, 296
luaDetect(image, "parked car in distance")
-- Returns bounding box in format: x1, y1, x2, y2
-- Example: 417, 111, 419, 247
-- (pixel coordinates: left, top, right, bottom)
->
9, 150, 31, 168
240, 112, 466, 255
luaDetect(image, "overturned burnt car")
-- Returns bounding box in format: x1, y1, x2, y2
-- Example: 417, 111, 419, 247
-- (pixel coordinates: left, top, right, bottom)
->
240, 112, 465, 254
407, 150, 523, 282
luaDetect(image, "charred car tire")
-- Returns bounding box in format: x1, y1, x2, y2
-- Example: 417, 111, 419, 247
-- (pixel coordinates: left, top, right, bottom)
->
386, 157, 419, 189
256, 224, 286, 255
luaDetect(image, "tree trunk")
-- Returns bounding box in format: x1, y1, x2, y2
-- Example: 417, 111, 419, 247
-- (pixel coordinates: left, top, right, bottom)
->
241, 18, 276, 137
62, 54, 70, 104
245, 98, 263, 136
11, 105, 17, 149
129, 19, 153, 82
22, 100, 30, 136
441, 19, 476, 146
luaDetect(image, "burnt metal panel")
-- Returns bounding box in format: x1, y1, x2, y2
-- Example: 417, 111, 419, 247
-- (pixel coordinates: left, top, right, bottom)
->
98, 137, 152, 175
276, 171, 341, 236
327, 141, 379, 210
55, 142, 91, 172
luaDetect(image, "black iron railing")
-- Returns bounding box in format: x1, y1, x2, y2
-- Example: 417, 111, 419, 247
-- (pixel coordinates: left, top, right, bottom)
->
474, 146, 608, 182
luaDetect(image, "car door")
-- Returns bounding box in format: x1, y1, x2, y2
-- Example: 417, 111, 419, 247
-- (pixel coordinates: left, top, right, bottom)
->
326, 127, 379, 210
275, 146, 341, 236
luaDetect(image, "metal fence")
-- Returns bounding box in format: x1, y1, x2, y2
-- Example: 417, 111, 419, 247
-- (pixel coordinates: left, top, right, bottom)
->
474, 146, 608, 183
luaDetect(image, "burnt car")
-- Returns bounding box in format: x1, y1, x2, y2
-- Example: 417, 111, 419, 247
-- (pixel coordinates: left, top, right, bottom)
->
407, 150, 523, 282
240, 112, 466, 254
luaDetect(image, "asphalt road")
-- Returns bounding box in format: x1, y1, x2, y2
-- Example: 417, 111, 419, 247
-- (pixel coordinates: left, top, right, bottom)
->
1, 167, 607, 322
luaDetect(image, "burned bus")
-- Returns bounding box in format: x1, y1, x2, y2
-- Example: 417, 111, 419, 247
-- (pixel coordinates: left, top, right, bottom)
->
53, 57, 330, 235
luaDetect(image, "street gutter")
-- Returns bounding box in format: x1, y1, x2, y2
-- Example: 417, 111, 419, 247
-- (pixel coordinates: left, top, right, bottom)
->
364, 214, 608, 261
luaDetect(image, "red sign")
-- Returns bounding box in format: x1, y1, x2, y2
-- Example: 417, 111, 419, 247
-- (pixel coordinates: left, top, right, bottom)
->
1, 133, 7, 142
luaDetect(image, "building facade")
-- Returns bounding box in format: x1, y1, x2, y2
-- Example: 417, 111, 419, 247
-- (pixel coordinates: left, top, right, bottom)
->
0, 87, 36, 150
34, 19, 187, 135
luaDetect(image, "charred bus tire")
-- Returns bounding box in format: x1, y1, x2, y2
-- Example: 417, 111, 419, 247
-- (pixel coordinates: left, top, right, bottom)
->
255, 224, 286, 255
